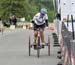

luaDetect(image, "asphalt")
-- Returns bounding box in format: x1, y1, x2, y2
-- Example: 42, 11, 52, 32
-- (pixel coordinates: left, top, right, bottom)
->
0, 29, 60, 65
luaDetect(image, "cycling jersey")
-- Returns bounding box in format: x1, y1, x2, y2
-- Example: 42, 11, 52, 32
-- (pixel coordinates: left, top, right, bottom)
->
33, 13, 48, 25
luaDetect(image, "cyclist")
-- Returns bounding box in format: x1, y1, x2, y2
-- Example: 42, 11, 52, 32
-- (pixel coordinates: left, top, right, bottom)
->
32, 8, 48, 48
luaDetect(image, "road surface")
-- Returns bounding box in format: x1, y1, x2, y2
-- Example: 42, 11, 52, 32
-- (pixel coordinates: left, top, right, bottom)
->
0, 29, 60, 65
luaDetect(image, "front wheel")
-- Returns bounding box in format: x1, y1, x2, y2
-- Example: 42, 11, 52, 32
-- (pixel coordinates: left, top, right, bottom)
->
37, 36, 40, 58
37, 48, 40, 58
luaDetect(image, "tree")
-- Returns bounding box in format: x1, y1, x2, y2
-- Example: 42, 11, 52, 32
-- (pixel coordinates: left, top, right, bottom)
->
0, 0, 25, 18
0, 0, 55, 22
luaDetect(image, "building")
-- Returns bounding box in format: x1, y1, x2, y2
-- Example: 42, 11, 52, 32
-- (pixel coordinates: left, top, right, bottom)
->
54, 0, 75, 21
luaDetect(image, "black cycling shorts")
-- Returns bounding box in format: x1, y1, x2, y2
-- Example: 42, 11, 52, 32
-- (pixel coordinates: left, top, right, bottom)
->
33, 23, 45, 31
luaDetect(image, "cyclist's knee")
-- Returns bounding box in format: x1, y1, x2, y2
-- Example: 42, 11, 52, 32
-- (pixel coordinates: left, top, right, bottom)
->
40, 29, 44, 33
34, 31, 38, 37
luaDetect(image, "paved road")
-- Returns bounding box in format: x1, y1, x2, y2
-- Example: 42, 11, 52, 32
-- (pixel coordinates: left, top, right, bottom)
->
0, 29, 60, 65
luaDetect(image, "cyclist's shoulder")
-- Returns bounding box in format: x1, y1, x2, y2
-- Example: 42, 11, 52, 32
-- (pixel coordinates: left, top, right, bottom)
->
34, 12, 40, 17
44, 14, 48, 19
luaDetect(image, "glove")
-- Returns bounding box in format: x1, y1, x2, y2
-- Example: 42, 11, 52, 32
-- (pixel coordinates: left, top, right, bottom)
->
31, 19, 34, 23
45, 26, 49, 30
45, 20, 48, 27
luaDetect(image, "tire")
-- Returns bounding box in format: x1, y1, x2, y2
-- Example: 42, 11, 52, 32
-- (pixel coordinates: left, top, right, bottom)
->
48, 36, 50, 56
2, 29, 4, 35
37, 48, 40, 58
29, 36, 31, 56
37, 36, 40, 58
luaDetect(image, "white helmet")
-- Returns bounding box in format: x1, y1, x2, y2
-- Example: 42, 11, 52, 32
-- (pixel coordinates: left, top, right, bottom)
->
40, 8, 47, 15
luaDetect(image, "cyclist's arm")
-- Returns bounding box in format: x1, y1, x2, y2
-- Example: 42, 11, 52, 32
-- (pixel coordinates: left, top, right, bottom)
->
45, 19, 48, 27
31, 16, 35, 24
31, 15, 37, 24
31, 13, 40, 24
31, 20, 34, 24
45, 14, 48, 27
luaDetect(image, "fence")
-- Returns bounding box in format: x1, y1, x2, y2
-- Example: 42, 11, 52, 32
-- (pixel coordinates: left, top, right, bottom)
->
58, 22, 75, 65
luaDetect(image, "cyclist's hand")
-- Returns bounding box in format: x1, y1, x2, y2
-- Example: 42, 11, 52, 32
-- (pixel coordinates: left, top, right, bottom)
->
45, 26, 49, 30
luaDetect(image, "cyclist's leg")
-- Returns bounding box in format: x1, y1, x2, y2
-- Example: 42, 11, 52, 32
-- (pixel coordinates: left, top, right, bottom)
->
1, 24, 4, 32
39, 24, 45, 45
34, 30, 38, 44
40, 29, 44, 44
33, 23, 38, 45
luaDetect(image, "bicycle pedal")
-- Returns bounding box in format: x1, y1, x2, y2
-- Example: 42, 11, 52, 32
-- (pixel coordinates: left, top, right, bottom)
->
34, 45, 37, 49
37, 46, 41, 49
42, 45, 44, 48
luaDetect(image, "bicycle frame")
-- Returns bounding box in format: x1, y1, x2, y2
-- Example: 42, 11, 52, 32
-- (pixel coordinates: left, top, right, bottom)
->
28, 27, 50, 57
37, 28, 41, 47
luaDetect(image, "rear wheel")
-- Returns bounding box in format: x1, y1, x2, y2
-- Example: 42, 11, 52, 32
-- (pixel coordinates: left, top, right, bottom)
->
29, 36, 31, 56
48, 36, 50, 56
1, 28, 4, 35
